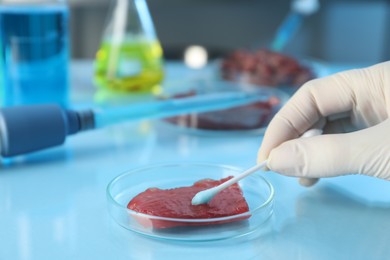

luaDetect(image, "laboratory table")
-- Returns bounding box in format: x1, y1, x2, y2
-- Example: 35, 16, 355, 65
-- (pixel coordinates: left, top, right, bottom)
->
1, 61, 390, 260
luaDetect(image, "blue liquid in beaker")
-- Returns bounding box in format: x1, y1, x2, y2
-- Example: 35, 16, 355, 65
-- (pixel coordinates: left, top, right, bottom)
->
0, 5, 69, 107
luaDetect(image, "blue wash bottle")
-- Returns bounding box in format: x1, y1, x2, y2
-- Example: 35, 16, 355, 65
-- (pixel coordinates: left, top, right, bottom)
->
0, 0, 69, 107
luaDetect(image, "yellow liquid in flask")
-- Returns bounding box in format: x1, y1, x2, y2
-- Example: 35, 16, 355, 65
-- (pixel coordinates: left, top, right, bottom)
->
94, 40, 164, 93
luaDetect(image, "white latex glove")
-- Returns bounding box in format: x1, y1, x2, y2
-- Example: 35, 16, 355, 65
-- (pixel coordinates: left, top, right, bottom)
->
257, 61, 390, 181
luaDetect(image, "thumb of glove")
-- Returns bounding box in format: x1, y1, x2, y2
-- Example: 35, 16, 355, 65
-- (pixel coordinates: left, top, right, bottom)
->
267, 121, 390, 179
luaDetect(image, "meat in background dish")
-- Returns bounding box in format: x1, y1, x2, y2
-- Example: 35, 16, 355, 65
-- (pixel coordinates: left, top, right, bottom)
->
221, 49, 314, 88
164, 90, 281, 131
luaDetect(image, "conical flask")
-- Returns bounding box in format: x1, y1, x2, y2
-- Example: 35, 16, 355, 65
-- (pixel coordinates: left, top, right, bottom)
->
94, 0, 163, 93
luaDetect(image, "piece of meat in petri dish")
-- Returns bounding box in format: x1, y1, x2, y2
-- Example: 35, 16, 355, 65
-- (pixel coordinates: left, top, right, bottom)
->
164, 92, 280, 131
127, 176, 250, 229
221, 48, 314, 87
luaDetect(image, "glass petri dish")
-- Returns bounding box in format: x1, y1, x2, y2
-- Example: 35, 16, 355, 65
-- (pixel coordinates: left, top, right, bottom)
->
107, 163, 274, 242
214, 52, 332, 96
158, 79, 289, 136
219, 49, 319, 89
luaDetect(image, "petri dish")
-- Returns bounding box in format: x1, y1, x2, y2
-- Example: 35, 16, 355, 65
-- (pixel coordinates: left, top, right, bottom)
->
219, 49, 315, 88
216, 51, 331, 96
107, 163, 274, 242
158, 79, 289, 136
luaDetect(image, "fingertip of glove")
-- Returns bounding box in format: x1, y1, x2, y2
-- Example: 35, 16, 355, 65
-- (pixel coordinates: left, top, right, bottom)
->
298, 177, 319, 187
266, 141, 305, 176
266, 148, 276, 171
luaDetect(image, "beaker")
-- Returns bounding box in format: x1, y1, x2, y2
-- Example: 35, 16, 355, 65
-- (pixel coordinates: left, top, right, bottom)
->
0, 0, 70, 107
94, 0, 164, 94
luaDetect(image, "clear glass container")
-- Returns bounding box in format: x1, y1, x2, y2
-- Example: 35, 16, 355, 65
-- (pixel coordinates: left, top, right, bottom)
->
157, 79, 290, 136
94, 0, 164, 93
0, 0, 69, 107
107, 163, 274, 242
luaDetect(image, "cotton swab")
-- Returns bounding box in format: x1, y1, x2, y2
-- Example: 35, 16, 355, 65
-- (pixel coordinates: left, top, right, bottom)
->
191, 128, 322, 205
191, 160, 268, 205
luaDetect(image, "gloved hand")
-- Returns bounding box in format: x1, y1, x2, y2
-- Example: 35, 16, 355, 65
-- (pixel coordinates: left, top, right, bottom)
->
257, 61, 390, 181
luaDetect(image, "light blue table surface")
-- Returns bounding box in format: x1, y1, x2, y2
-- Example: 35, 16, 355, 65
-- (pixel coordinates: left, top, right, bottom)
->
1, 61, 390, 260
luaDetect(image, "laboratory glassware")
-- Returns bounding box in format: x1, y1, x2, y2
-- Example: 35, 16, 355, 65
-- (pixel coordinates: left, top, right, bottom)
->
0, 0, 70, 107
94, 0, 163, 93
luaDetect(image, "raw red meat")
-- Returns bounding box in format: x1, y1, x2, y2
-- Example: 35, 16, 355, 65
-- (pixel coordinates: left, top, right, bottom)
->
127, 176, 250, 229
164, 92, 280, 131
221, 48, 314, 87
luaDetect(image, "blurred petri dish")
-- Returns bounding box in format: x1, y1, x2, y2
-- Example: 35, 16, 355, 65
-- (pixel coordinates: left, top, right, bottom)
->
218, 49, 321, 90
273, 58, 332, 96
210, 50, 331, 95
107, 163, 274, 242
158, 79, 290, 136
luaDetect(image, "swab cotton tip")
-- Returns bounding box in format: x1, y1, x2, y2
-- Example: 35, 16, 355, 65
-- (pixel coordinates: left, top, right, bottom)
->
191, 162, 267, 205
191, 190, 213, 205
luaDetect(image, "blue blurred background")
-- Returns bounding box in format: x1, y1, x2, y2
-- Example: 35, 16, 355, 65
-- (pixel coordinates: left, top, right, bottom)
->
69, 0, 390, 63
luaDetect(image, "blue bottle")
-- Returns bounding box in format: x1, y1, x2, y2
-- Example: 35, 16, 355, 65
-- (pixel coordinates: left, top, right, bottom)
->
0, 0, 69, 107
